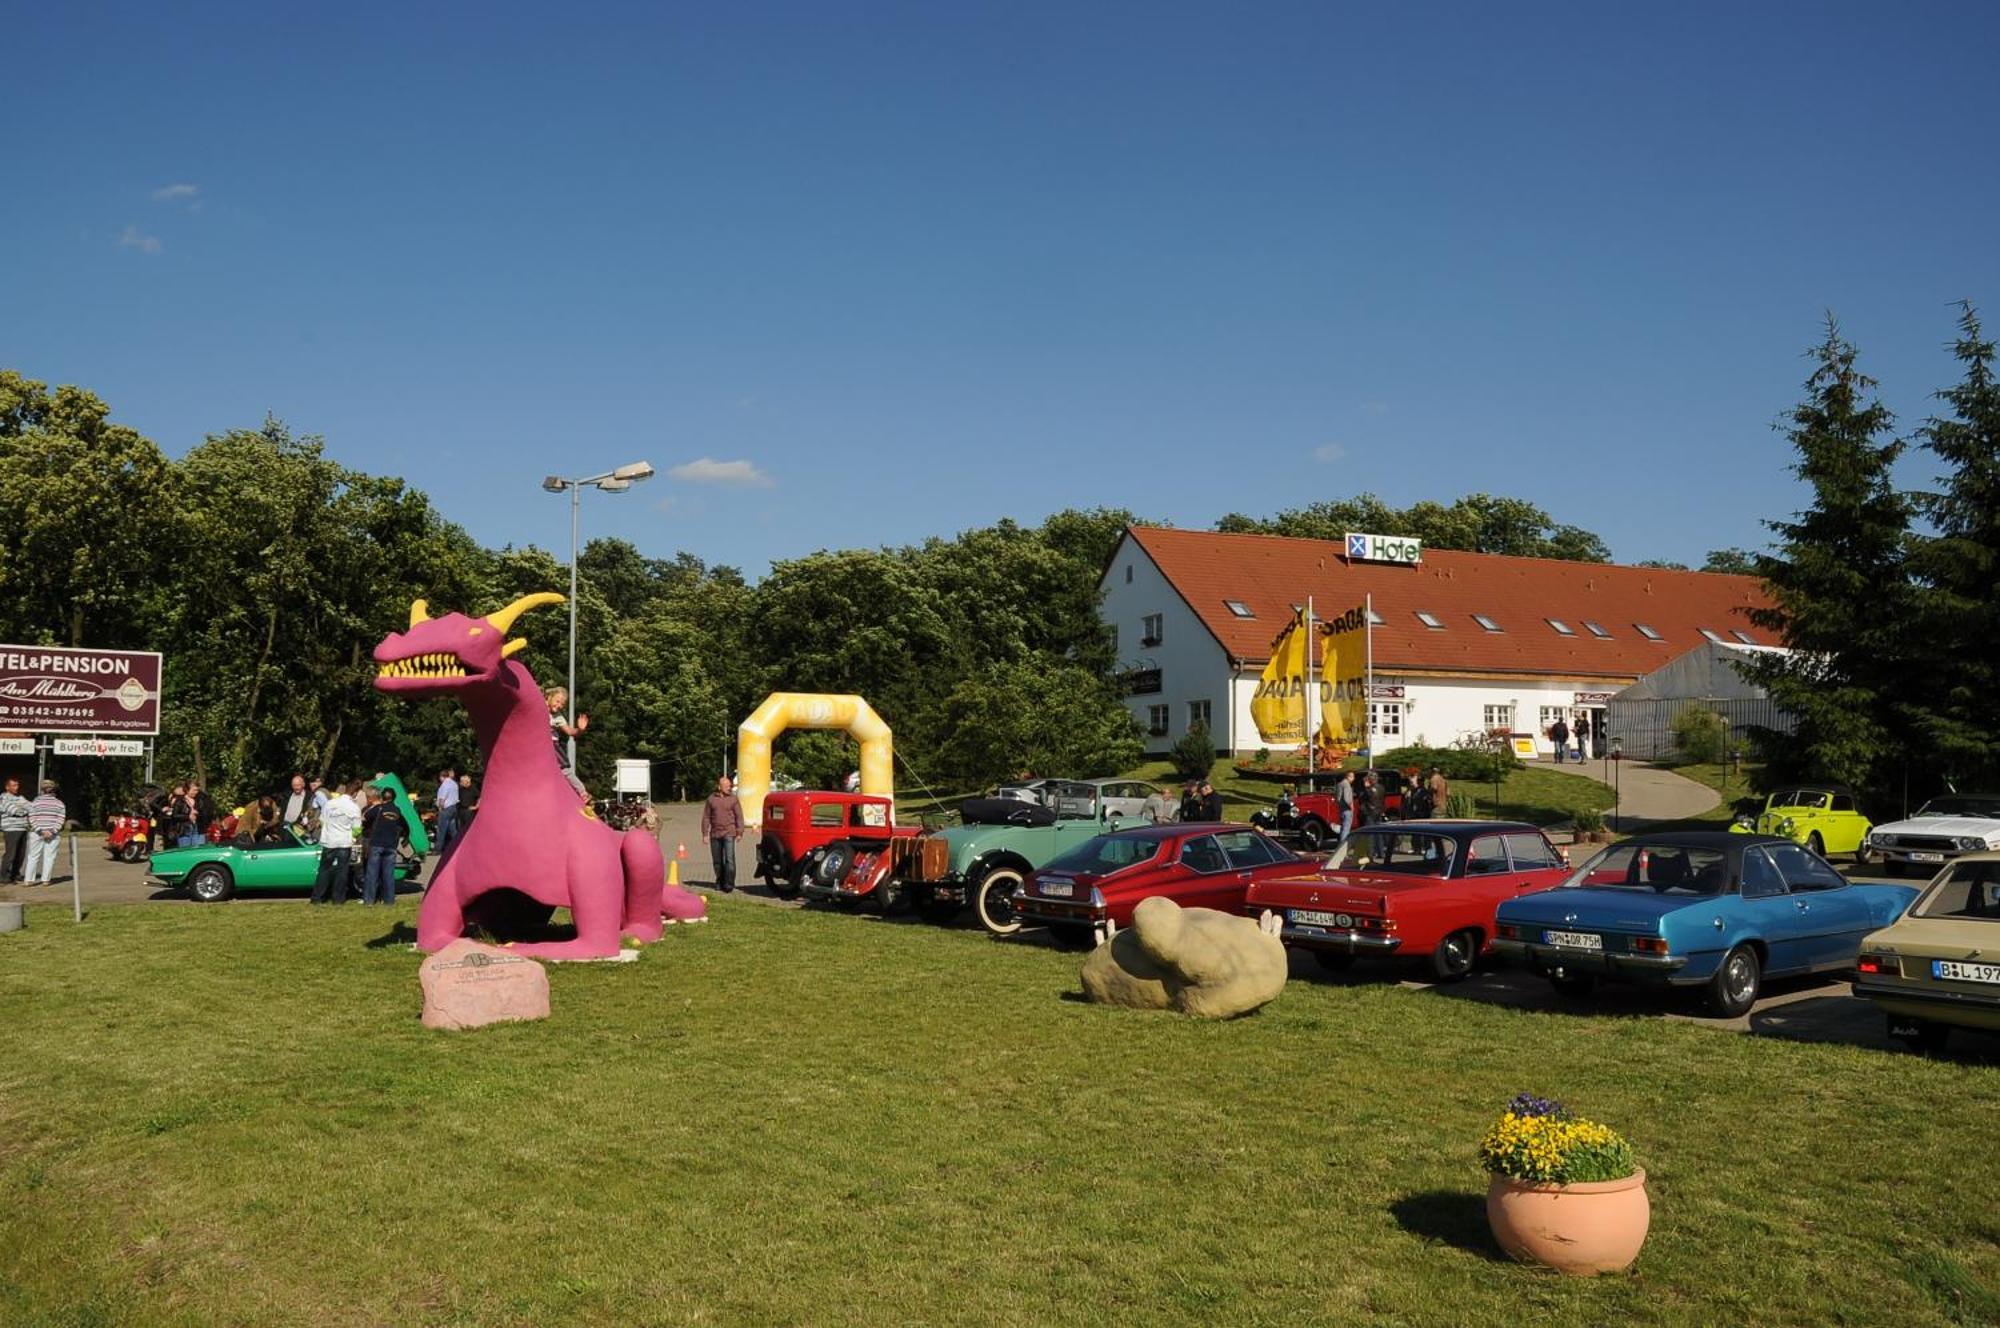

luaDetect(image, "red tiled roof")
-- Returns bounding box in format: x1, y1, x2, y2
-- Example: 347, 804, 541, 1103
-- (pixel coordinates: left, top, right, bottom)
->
1124, 526, 1774, 680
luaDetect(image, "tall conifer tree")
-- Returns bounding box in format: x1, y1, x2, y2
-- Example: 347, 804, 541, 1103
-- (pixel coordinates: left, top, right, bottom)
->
1910, 303, 2000, 785
1746, 320, 1916, 791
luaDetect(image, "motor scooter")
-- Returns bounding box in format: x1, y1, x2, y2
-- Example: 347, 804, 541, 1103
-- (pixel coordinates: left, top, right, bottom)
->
105, 810, 153, 862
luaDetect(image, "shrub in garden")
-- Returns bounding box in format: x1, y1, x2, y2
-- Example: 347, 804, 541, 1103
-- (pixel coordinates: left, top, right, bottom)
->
1381, 743, 1520, 782
1443, 790, 1477, 818
1171, 722, 1217, 782
1670, 705, 1729, 765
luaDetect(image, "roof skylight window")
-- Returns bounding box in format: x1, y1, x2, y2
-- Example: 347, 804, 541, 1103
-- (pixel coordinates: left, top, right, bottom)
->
1730, 629, 1758, 644
1225, 600, 1255, 618
1583, 621, 1612, 638
1635, 623, 1664, 641
1547, 619, 1576, 636
1473, 614, 1503, 633
1699, 628, 1726, 644
1366, 608, 1385, 625
1415, 611, 1445, 630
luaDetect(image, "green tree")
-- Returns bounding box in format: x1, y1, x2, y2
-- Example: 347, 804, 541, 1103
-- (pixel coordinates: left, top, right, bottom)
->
1908, 303, 2000, 785
924, 660, 1142, 790
1701, 548, 1757, 575
1216, 492, 1610, 561
1744, 320, 1916, 790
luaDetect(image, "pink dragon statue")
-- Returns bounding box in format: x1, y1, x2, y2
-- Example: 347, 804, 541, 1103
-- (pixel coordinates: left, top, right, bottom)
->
373, 592, 707, 958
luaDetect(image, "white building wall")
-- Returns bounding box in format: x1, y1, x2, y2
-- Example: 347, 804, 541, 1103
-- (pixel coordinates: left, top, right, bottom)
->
1226, 672, 1628, 758
1100, 534, 1237, 753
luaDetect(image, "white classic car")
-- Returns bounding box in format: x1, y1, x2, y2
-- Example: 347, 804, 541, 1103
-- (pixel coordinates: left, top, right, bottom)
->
1864, 793, 2000, 876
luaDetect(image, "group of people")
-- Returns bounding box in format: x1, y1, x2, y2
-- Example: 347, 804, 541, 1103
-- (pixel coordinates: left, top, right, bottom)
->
1546, 714, 1600, 763
308, 779, 412, 907
0, 777, 70, 886
1135, 765, 1452, 846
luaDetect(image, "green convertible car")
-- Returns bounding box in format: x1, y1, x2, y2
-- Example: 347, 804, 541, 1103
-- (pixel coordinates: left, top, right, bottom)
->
147, 774, 431, 902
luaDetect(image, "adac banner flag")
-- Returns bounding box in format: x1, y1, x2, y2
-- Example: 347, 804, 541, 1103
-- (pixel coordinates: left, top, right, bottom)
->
1250, 610, 1311, 744
1320, 602, 1369, 748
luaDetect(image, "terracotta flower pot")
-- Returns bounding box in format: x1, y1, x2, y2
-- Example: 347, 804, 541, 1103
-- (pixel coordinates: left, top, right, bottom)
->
1486, 1168, 1649, 1275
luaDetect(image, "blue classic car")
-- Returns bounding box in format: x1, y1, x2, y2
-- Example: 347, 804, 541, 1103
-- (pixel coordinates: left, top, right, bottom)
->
1493, 831, 1918, 1016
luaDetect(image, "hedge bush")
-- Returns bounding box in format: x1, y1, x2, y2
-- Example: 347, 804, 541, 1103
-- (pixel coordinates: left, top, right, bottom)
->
1377, 743, 1520, 782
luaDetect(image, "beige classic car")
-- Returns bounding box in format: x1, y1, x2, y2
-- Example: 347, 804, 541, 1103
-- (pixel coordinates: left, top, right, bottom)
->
1852, 852, 2000, 1052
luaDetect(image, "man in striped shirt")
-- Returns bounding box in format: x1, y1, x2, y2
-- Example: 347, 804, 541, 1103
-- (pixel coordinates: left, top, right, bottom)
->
25, 781, 66, 885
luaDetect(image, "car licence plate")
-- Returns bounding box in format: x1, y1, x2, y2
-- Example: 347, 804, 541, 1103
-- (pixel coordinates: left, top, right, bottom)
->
1290, 909, 1351, 928
1934, 959, 2000, 985
1040, 881, 1073, 898
1544, 930, 1602, 951
1910, 851, 1945, 864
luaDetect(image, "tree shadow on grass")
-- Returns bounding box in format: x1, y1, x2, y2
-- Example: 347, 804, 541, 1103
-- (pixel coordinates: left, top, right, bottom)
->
1390, 1190, 1506, 1262
364, 921, 419, 949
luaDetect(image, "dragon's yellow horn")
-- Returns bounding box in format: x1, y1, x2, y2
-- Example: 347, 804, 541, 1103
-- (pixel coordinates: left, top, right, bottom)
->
409, 599, 431, 629
484, 592, 564, 635
501, 638, 529, 658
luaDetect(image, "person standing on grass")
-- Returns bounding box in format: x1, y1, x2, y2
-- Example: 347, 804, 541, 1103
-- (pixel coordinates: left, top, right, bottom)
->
0, 777, 31, 883
1197, 780, 1224, 822
434, 767, 459, 850
1140, 785, 1176, 824
1334, 770, 1356, 843
701, 775, 744, 892
311, 779, 361, 905
1428, 766, 1451, 818
1357, 771, 1384, 827
360, 785, 405, 906
1178, 782, 1202, 822
25, 781, 66, 886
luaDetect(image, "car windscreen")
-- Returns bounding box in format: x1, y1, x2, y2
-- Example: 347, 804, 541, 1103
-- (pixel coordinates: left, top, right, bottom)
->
1567, 843, 1729, 896
1913, 860, 2000, 921
1042, 835, 1162, 877
1326, 830, 1454, 876
1771, 790, 1830, 809
1915, 796, 2000, 819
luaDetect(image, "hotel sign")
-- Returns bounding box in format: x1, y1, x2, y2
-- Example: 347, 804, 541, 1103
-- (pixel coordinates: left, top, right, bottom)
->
0, 646, 162, 735
1345, 532, 1423, 565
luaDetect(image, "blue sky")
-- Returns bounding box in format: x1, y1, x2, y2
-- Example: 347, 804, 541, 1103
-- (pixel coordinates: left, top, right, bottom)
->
6, 2, 1998, 575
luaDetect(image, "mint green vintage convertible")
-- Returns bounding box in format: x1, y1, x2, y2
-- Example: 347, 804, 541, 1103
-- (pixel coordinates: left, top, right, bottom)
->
146, 775, 431, 902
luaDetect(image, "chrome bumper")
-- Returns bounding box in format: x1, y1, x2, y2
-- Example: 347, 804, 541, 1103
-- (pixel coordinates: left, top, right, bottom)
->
1493, 939, 1689, 982
1279, 927, 1401, 953
1851, 977, 2000, 1012
1013, 893, 1105, 925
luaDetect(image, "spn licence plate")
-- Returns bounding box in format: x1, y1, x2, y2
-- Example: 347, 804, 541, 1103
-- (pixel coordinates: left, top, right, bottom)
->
1040, 880, 1074, 898
1910, 851, 1946, 864
1934, 959, 2000, 985
1544, 930, 1603, 951
1290, 909, 1352, 928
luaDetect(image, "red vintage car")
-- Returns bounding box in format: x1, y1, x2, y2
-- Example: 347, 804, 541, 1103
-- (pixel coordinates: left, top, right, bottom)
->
756, 791, 916, 900
1013, 823, 1308, 944
1245, 820, 1569, 980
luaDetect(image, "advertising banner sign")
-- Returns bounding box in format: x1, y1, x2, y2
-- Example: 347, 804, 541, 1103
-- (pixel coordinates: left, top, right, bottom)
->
0, 736, 34, 755
1250, 612, 1310, 744
52, 737, 147, 757
1320, 603, 1370, 747
0, 647, 162, 735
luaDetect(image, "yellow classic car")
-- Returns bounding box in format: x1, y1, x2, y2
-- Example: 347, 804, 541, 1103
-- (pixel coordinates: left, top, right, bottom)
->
1729, 784, 1872, 858
1851, 852, 2000, 1052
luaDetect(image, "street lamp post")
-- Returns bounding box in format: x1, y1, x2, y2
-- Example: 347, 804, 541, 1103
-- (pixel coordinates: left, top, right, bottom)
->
541, 462, 655, 765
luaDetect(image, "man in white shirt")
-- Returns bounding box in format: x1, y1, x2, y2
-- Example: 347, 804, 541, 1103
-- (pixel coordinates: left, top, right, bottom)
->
311, 779, 363, 905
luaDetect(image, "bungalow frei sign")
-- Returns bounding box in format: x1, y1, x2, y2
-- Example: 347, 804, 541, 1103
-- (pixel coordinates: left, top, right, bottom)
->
1345, 532, 1423, 565
0, 646, 162, 735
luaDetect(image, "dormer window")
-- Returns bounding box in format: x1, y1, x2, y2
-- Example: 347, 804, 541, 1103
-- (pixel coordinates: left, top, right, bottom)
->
1547, 619, 1576, 636
1635, 623, 1664, 641
1415, 611, 1445, 630
1473, 615, 1503, 633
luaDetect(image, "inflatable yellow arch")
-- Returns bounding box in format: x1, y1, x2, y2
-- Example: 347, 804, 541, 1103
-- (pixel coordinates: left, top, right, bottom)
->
735, 693, 893, 827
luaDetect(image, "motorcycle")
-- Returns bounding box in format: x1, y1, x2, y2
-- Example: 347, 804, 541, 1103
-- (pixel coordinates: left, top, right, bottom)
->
105, 810, 153, 862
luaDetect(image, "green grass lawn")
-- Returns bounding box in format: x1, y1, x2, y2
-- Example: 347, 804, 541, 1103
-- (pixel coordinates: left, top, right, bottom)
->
2, 898, 1995, 1326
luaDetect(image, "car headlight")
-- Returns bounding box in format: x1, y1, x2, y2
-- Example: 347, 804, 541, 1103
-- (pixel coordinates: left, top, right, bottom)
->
1776, 816, 1796, 835
1955, 836, 1989, 852
1733, 816, 1754, 829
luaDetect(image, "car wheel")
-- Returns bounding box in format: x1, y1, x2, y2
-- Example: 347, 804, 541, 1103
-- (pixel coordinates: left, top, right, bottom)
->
874, 874, 904, 915
910, 886, 961, 926
1429, 929, 1479, 982
1298, 818, 1329, 851
1048, 922, 1096, 948
1891, 1019, 1951, 1055
1312, 949, 1355, 973
1852, 840, 1874, 866
187, 864, 234, 903
1708, 945, 1761, 1018
973, 866, 1026, 936
119, 842, 145, 863
1805, 831, 1825, 857
1549, 971, 1596, 999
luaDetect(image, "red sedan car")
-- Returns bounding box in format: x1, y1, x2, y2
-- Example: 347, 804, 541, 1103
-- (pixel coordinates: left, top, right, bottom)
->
1245, 820, 1570, 980
1013, 823, 1307, 943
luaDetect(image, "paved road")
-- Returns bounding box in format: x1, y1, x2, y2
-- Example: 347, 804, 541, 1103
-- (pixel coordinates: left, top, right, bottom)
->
1532, 757, 1722, 828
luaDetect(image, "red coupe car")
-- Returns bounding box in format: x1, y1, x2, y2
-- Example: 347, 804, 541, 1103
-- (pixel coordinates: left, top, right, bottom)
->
1012, 823, 1307, 943
1245, 820, 1570, 980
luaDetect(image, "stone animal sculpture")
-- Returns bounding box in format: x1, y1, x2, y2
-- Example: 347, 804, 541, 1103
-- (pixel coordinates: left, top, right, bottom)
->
1080, 896, 1288, 1018
374, 594, 707, 959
